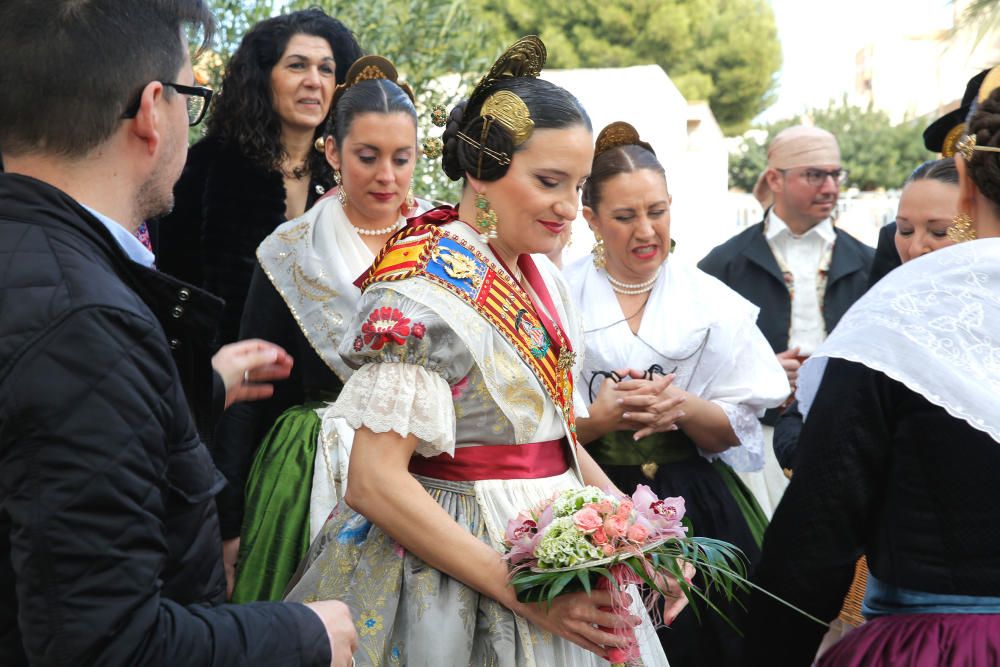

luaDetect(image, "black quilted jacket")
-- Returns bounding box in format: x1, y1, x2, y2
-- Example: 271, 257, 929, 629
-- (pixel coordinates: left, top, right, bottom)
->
0, 174, 330, 666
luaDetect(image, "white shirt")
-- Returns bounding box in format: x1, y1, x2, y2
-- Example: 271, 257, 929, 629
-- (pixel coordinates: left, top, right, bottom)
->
82, 205, 156, 268
765, 211, 835, 355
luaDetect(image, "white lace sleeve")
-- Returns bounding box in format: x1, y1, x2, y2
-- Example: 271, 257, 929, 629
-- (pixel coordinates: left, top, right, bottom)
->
329, 362, 456, 458
699, 400, 765, 473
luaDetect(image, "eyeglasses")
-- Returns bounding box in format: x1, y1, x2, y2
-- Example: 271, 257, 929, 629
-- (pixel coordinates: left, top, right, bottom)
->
121, 82, 213, 126
778, 167, 849, 187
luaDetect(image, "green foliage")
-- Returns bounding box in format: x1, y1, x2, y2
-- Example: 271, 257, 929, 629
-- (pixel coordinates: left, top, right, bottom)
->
954, 0, 1000, 45
728, 98, 934, 192
475, 0, 781, 134
285, 0, 504, 201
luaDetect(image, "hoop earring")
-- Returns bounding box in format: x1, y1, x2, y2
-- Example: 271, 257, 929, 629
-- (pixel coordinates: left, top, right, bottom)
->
475, 192, 498, 242
334, 169, 347, 206
947, 212, 976, 243
592, 233, 607, 270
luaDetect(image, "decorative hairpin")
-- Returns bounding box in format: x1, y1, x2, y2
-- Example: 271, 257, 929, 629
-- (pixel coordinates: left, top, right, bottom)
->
450, 36, 546, 175
422, 104, 448, 160
955, 133, 1000, 161
594, 121, 655, 158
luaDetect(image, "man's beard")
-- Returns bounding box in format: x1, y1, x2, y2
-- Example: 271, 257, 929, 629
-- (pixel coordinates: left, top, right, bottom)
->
136, 146, 179, 223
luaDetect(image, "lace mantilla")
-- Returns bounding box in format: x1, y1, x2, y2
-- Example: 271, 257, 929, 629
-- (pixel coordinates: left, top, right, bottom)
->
330, 362, 457, 457
798, 239, 1000, 443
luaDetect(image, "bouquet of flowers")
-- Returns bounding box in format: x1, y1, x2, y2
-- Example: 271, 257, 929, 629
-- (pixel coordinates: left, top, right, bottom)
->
504, 484, 749, 665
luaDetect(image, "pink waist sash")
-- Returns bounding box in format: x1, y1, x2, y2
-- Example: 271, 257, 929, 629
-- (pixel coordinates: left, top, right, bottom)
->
408, 438, 569, 482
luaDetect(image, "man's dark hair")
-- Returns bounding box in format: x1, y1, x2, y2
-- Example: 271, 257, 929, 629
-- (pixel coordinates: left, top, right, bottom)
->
206, 9, 363, 177
0, 0, 214, 159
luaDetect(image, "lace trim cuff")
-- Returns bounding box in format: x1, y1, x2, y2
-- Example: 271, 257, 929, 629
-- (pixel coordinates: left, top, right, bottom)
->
329, 362, 456, 458
704, 400, 765, 472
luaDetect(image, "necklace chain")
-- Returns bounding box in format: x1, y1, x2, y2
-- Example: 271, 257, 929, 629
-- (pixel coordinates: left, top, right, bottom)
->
605, 265, 662, 295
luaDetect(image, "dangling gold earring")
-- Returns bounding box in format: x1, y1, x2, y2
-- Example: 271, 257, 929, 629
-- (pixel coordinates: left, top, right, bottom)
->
947, 212, 976, 243
592, 233, 607, 270
474, 192, 498, 242
334, 169, 347, 206
400, 187, 416, 217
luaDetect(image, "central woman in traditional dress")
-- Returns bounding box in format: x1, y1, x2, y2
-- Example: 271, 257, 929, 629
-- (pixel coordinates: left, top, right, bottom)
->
285, 38, 670, 666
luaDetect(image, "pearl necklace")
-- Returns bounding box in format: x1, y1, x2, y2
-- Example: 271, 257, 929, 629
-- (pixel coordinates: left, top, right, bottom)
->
352, 219, 404, 236
605, 265, 662, 295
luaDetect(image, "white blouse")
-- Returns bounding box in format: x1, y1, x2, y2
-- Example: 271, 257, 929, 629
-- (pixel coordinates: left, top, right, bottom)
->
563, 256, 790, 472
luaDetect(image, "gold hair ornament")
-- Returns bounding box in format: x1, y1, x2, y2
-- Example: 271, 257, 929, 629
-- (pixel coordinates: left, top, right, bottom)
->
430, 104, 448, 127
594, 121, 655, 158
468, 36, 547, 108
955, 133, 1000, 161
941, 123, 966, 158
481, 90, 534, 146
331, 55, 416, 111
978, 66, 1000, 103
422, 136, 443, 159
457, 36, 547, 175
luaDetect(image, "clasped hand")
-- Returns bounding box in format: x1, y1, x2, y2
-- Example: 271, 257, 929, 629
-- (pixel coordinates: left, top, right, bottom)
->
591, 369, 687, 439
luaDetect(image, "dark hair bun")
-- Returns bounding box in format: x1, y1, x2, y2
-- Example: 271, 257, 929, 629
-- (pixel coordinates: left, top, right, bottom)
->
441, 101, 516, 182
968, 87, 1000, 209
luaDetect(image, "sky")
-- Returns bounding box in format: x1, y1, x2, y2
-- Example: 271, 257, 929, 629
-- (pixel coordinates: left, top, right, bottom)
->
758, 0, 958, 123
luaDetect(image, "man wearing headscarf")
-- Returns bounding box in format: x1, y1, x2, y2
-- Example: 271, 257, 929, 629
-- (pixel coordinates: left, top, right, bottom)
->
698, 126, 874, 512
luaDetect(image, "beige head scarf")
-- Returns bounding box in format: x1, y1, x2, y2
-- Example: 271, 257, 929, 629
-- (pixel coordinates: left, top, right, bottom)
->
753, 125, 841, 207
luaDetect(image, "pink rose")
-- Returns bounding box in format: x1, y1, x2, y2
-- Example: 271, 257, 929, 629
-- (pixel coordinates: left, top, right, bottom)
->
587, 499, 614, 515
592, 527, 608, 545
626, 524, 649, 543
604, 514, 628, 539
616, 499, 634, 518
572, 507, 602, 534
601, 544, 615, 556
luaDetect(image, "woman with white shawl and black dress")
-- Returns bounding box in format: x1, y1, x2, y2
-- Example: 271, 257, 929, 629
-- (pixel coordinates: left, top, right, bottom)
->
746, 71, 1000, 667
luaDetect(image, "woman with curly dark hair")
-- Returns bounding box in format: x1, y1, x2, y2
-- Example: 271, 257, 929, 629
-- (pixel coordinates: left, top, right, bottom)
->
155, 8, 363, 351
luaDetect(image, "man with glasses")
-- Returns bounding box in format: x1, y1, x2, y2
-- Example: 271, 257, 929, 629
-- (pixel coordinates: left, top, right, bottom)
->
698, 126, 874, 510
0, 2, 355, 665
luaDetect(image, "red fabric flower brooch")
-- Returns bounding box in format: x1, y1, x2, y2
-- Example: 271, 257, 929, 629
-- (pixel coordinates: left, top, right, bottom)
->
359, 307, 426, 350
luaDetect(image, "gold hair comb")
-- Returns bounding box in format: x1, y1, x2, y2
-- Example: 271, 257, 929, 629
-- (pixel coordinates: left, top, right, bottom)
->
331, 55, 415, 111
594, 121, 655, 158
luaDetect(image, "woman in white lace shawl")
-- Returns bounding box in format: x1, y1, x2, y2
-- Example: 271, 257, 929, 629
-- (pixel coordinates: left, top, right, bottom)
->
746, 78, 1000, 667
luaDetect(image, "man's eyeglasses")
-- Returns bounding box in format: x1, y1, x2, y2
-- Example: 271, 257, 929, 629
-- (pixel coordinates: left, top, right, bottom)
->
778, 167, 849, 187
122, 82, 213, 126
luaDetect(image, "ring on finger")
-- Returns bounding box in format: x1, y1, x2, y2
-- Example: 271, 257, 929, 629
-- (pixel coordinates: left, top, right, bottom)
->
242, 369, 251, 385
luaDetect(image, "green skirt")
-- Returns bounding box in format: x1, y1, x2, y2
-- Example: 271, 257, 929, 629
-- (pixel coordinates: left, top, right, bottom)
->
231, 402, 324, 603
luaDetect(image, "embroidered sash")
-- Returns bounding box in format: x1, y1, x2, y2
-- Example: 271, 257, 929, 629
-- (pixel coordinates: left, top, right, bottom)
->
361, 223, 578, 442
